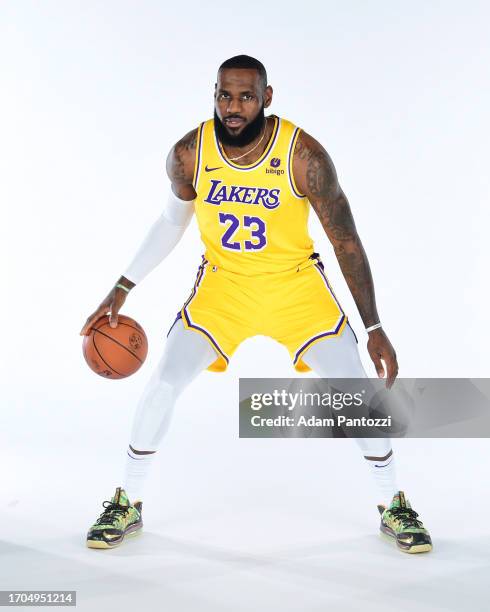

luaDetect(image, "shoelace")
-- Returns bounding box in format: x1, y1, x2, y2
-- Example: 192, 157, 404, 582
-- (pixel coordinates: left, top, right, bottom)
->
95, 500, 129, 525
390, 506, 423, 528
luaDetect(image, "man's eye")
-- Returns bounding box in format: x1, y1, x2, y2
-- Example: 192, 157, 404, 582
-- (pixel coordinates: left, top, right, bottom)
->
219, 94, 229, 100
242, 95, 254, 101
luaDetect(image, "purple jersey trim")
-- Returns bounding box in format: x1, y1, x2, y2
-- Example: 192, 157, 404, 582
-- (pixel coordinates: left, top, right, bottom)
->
193, 122, 205, 189
287, 127, 306, 198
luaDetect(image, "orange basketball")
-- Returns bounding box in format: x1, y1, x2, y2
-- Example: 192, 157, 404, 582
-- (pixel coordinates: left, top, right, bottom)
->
82, 314, 148, 379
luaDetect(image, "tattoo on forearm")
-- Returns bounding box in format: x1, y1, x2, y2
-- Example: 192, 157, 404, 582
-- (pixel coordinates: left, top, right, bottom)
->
332, 240, 379, 326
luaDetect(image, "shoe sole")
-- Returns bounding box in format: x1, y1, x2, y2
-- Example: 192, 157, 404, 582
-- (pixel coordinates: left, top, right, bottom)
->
380, 526, 432, 554
86, 522, 143, 549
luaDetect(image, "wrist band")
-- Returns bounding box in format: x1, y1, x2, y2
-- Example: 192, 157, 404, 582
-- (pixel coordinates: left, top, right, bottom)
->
366, 322, 382, 333
116, 283, 131, 293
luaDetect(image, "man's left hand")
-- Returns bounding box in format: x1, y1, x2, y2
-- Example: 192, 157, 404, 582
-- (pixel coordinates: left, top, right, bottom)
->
367, 328, 399, 389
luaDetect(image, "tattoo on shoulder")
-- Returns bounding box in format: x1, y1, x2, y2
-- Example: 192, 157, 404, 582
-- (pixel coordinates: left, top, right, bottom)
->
296, 132, 357, 242
294, 135, 312, 163
168, 128, 198, 184
176, 128, 198, 152
294, 132, 337, 199
306, 148, 338, 201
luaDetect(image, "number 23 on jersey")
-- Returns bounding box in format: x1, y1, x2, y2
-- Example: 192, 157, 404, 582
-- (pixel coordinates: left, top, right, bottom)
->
219, 213, 267, 252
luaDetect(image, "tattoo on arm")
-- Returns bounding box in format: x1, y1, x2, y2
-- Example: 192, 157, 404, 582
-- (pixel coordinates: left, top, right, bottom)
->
166, 128, 198, 199
295, 132, 380, 327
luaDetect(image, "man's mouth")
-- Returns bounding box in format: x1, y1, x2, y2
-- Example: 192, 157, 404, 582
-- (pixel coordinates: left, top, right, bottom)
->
224, 116, 245, 128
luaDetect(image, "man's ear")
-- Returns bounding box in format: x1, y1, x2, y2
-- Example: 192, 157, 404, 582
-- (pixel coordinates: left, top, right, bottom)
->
264, 85, 273, 108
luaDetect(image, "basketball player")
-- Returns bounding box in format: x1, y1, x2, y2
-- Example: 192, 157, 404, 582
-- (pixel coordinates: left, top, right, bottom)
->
80, 56, 432, 553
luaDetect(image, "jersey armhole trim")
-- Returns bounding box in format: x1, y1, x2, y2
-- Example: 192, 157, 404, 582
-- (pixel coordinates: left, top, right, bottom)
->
288, 127, 306, 199
192, 122, 205, 189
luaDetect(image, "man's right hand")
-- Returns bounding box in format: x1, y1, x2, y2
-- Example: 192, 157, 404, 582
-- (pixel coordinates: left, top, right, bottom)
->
79, 286, 128, 336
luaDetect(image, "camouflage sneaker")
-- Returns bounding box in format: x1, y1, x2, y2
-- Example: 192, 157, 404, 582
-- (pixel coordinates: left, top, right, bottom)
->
86, 487, 143, 549
377, 491, 432, 554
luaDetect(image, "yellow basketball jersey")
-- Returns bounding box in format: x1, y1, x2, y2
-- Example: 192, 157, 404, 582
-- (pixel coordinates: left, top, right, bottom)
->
192, 115, 315, 275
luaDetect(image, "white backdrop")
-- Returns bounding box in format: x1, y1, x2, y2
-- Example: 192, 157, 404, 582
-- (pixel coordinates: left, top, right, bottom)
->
1, 2, 489, 611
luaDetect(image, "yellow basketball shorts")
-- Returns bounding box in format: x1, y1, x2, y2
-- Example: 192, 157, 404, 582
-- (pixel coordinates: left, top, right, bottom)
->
167, 253, 357, 373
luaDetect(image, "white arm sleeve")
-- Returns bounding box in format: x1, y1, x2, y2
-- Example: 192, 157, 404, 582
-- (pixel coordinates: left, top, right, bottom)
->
122, 191, 195, 285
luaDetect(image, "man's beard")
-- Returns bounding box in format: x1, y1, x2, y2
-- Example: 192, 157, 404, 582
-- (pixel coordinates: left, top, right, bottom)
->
214, 105, 266, 148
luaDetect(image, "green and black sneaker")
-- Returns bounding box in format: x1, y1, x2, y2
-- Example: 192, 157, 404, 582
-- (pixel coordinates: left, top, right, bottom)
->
86, 487, 143, 549
377, 491, 432, 554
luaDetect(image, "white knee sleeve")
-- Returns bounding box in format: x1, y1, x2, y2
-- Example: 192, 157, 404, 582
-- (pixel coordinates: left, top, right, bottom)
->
128, 319, 218, 450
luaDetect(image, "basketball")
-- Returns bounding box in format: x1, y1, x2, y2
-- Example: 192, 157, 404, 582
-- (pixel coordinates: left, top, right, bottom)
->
82, 314, 148, 379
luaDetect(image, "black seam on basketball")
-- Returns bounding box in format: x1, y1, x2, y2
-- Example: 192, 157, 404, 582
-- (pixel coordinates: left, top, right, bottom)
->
93, 321, 146, 339
92, 328, 143, 363
95, 321, 143, 332
91, 335, 126, 377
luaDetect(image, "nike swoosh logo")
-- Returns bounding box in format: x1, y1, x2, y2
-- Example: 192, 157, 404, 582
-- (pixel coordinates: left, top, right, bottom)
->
103, 531, 122, 540
398, 535, 414, 544
205, 165, 222, 172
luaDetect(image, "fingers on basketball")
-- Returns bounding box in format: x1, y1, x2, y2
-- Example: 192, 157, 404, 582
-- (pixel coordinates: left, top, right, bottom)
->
109, 294, 127, 328
109, 308, 119, 328
80, 305, 110, 336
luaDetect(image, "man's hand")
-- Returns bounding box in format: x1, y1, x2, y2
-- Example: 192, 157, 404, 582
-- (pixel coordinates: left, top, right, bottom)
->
79, 286, 128, 336
367, 328, 398, 389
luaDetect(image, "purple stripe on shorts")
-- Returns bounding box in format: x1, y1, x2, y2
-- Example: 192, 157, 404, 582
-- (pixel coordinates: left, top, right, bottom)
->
293, 314, 346, 364
166, 311, 182, 338
177, 256, 228, 363
182, 258, 207, 309
166, 257, 208, 338
293, 261, 346, 364
182, 306, 229, 364
313, 263, 344, 313
347, 321, 358, 344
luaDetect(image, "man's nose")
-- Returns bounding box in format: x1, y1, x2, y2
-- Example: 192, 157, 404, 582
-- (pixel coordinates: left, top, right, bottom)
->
226, 97, 242, 114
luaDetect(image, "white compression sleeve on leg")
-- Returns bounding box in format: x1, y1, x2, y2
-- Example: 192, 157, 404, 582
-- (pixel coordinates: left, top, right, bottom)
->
301, 325, 399, 505
122, 317, 218, 501
122, 191, 195, 285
